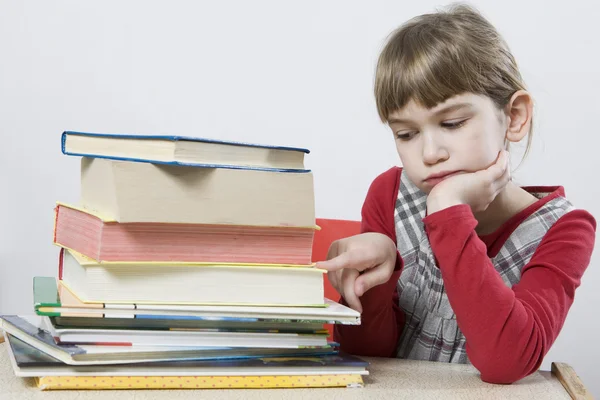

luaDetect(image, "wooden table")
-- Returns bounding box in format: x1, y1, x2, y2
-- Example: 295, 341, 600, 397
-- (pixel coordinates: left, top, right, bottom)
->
0, 342, 589, 399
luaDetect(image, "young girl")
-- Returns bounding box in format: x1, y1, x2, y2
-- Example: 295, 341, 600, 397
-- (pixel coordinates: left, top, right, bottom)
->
317, 4, 596, 384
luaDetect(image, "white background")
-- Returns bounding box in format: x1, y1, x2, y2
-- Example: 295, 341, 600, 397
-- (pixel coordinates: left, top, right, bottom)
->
1, 0, 598, 395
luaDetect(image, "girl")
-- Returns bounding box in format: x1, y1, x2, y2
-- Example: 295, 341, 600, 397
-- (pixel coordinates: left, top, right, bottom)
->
317, 4, 596, 384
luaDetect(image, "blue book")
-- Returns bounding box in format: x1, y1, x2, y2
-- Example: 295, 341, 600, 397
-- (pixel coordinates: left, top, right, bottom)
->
61, 131, 310, 173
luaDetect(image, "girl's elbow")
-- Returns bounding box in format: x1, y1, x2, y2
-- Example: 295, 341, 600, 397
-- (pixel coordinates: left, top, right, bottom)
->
478, 367, 530, 384
469, 348, 541, 384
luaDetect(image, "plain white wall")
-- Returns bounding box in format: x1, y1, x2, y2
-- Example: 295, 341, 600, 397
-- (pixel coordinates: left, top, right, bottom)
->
1, 0, 598, 394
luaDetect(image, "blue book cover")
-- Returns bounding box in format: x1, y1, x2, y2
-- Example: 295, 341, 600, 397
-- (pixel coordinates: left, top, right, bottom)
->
61, 131, 311, 173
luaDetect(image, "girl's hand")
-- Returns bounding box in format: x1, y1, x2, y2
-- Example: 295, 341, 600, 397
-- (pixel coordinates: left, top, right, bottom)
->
427, 150, 511, 214
316, 232, 397, 313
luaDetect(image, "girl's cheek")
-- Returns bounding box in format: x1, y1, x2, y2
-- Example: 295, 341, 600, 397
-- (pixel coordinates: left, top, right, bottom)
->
464, 136, 500, 170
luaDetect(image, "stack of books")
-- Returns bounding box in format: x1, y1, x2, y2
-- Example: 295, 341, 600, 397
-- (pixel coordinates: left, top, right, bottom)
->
1, 132, 367, 390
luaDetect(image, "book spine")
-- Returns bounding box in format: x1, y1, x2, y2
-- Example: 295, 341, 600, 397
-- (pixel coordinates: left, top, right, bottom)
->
60, 132, 67, 154
58, 248, 64, 281
36, 374, 363, 390
52, 205, 59, 244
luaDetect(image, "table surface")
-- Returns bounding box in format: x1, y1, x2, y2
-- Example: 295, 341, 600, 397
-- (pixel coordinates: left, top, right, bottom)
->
0, 343, 571, 400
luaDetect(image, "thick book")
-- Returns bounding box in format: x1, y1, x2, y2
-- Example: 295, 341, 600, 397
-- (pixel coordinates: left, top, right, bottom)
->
59, 249, 325, 306
53, 203, 316, 265
34, 277, 361, 325
0, 316, 336, 366
80, 157, 316, 226
62, 131, 310, 172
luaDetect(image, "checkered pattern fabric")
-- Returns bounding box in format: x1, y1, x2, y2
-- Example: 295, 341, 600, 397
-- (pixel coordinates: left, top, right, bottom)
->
394, 171, 574, 363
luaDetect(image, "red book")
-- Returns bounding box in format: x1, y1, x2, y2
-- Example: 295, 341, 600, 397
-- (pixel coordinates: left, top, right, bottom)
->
53, 204, 316, 264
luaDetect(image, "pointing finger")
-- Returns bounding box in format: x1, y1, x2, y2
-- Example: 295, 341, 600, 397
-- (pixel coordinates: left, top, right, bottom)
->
316, 249, 375, 272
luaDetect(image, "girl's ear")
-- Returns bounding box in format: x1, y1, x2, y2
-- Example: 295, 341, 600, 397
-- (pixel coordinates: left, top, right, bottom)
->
505, 90, 533, 143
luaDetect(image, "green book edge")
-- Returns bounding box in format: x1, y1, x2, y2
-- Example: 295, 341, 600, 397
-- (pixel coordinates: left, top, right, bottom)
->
33, 277, 61, 317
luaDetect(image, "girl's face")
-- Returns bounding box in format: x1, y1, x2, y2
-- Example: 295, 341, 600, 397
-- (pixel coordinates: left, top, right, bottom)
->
388, 93, 509, 193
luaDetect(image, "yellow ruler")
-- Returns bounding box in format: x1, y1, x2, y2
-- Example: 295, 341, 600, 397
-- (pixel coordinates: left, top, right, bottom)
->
36, 374, 364, 390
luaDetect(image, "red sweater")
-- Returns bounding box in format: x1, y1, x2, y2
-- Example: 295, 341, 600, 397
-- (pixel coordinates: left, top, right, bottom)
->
334, 167, 596, 384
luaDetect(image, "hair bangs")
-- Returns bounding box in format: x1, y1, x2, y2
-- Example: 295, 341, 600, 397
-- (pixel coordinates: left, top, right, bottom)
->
375, 29, 484, 122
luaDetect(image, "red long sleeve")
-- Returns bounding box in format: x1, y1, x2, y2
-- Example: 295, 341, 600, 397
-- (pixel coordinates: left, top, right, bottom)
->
423, 204, 596, 383
334, 167, 405, 357
334, 166, 596, 384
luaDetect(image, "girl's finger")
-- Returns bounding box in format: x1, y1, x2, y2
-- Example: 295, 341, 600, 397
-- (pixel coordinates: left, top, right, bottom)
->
325, 240, 342, 261
492, 159, 511, 193
481, 150, 509, 190
316, 248, 375, 272
327, 270, 341, 293
342, 269, 362, 313
354, 262, 393, 296
492, 150, 509, 178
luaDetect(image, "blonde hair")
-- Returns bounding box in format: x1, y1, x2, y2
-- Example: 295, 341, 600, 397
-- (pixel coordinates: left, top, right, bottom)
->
374, 3, 532, 155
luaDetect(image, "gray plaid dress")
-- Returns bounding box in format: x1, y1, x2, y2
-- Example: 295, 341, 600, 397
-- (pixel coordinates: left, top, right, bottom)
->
394, 171, 574, 363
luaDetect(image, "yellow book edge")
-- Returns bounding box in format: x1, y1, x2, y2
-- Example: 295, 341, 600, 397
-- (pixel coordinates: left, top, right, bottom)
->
59, 280, 328, 308
54, 202, 322, 230
36, 374, 364, 390
61, 247, 320, 269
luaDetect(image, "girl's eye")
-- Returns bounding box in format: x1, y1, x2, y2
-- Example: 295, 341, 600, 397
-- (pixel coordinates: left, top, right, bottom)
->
441, 119, 468, 129
395, 131, 417, 141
